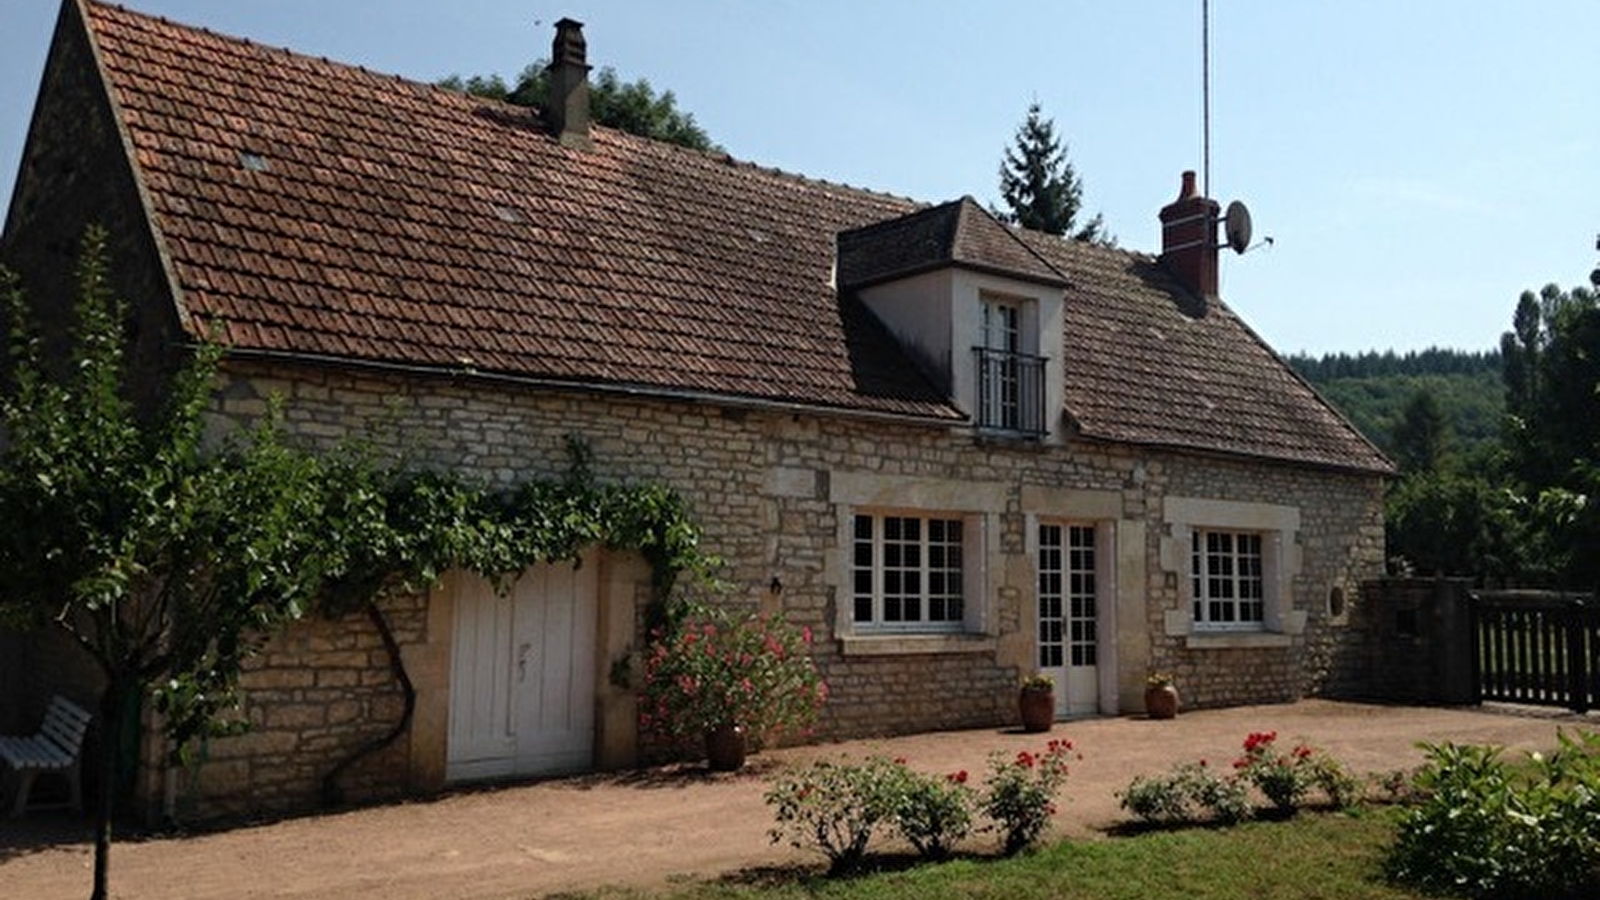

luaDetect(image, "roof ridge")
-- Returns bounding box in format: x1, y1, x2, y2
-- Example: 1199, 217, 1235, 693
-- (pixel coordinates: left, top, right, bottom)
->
1013, 226, 1157, 265
92, 1, 377, 81
90, 0, 923, 207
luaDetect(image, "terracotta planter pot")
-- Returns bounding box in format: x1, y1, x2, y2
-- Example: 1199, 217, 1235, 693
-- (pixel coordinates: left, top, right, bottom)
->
1018, 689, 1055, 732
704, 724, 748, 771
1145, 684, 1180, 720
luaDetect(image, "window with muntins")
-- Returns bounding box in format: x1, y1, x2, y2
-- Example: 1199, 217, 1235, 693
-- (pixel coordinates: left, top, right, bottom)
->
1038, 523, 1097, 668
1191, 530, 1264, 629
975, 298, 1046, 436
853, 513, 964, 630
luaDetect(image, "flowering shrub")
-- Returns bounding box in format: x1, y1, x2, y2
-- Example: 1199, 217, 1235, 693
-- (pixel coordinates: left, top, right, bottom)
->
1233, 731, 1359, 814
1120, 759, 1250, 826
893, 768, 976, 860
1387, 732, 1600, 899
981, 739, 1075, 855
764, 756, 904, 874
1233, 730, 1312, 813
639, 601, 826, 740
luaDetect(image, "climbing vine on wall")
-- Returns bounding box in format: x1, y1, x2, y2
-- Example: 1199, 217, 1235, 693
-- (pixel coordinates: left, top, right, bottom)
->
314, 434, 716, 619
310, 433, 719, 803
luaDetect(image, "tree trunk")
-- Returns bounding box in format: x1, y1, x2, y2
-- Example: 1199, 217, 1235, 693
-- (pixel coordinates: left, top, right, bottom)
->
91, 679, 127, 900
320, 602, 415, 806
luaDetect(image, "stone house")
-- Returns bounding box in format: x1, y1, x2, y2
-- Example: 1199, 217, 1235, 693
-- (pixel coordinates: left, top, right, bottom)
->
1, 1, 1391, 819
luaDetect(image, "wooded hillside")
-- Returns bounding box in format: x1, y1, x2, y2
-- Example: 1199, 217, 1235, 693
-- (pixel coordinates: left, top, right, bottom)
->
1286, 348, 1502, 458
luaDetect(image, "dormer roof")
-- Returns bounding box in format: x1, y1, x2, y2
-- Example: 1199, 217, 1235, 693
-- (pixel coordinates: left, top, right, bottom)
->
837, 197, 1069, 291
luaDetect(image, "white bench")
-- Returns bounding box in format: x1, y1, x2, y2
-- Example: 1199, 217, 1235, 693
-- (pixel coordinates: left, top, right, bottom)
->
0, 695, 91, 817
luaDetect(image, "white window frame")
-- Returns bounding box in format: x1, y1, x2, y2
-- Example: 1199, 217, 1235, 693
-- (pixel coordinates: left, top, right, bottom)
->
1160, 497, 1303, 649
1037, 521, 1100, 668
1190, 529, 1265, 631
851, 511, 967, 633
975, 293, 1049, 437
825, 472, 1002, 655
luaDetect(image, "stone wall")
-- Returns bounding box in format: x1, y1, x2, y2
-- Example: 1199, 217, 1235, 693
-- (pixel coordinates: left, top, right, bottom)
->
193, 360, 1384, 785
0, 340, 1387, 821
164, 594, 424, 820
1152, 454, 1388, 708
1323, 578, 1476, 705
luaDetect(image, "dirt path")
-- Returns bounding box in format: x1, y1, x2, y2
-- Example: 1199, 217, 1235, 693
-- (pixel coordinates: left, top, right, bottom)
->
1, 700, 1589, 900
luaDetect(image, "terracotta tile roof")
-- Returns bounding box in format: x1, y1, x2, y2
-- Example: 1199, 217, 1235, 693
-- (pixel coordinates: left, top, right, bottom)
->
79, 1, 1390, 473
1021, 232, 1392, 473
83, 2, 955, 421
838, 197, 1068, 290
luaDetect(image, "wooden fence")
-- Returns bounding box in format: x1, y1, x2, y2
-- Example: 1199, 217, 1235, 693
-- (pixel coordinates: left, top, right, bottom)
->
1473, 591, 1600, 713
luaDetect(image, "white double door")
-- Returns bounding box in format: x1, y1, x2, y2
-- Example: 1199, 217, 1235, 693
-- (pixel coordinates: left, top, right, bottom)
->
1037, 523, 1101, 717
447, 559, 598, 782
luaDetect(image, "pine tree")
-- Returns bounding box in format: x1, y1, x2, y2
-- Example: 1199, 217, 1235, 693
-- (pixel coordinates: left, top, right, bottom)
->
1392, 388, 1449, 474
996, 102, 1105, 242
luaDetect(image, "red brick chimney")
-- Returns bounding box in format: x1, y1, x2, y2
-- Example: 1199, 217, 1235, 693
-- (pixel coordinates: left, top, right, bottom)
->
1158, 170, 1220, 300
546, 18, 591, 148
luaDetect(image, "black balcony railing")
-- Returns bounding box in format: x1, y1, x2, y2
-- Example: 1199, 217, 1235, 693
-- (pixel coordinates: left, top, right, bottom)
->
972, 347, 1048, 437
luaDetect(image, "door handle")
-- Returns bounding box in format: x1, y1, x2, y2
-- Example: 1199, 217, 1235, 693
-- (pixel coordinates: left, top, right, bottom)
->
518, 642, 532, 682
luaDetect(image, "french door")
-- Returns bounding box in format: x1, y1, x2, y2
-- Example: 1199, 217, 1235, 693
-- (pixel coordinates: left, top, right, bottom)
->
1037, 523, 1100, 716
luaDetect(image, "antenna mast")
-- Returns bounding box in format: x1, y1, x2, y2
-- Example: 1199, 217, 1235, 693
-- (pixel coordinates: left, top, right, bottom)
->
1202, 0, 1211, 197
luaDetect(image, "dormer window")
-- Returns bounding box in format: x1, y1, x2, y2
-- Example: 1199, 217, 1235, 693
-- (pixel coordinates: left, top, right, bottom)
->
976, 297, 1047, 436
837, 197, 1068, 442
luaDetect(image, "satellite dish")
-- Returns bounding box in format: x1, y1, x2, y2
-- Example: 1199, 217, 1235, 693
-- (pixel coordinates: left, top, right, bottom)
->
1223, 200, 1252, 254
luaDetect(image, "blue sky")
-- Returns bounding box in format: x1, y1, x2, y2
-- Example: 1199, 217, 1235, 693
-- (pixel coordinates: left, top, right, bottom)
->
3, 1, 1597, 356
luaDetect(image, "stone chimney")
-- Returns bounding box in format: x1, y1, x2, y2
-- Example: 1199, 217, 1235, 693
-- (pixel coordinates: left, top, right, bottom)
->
1158, 170, 1221, 300
545, 18, 591, 148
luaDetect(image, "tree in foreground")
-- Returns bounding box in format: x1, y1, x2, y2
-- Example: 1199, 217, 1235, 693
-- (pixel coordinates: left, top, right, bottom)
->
440, 63, 717, 151
0, 228, 331, 900
1497, 282, 1600, 588
0, 230, 721, 900
995, 101, 1106, 243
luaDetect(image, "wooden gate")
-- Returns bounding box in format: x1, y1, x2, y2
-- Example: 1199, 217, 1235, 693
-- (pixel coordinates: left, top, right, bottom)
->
1473, 591, 1600, 713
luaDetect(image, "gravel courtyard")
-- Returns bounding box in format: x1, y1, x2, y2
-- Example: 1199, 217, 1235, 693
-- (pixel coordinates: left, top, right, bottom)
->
0, 699, 1589, 900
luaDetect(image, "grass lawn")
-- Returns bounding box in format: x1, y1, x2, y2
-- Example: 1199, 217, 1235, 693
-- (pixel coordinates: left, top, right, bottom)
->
572, 808, 1449, 900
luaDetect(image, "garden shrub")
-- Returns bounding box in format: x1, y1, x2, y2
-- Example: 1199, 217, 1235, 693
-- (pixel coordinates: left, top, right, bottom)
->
765, 756, 904, 874
1122, 734, 1358, 828
638, 602, 826, 744
1306, 752, 1362, 809
766, 742, 1078, 872
1119, 760, 1250, 826
1386, 732, 1600, 900
1233, 731, 1311, 814
981, 740, 1075, 855
1232, 731, 1356, 814
890, 767, 975, 861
